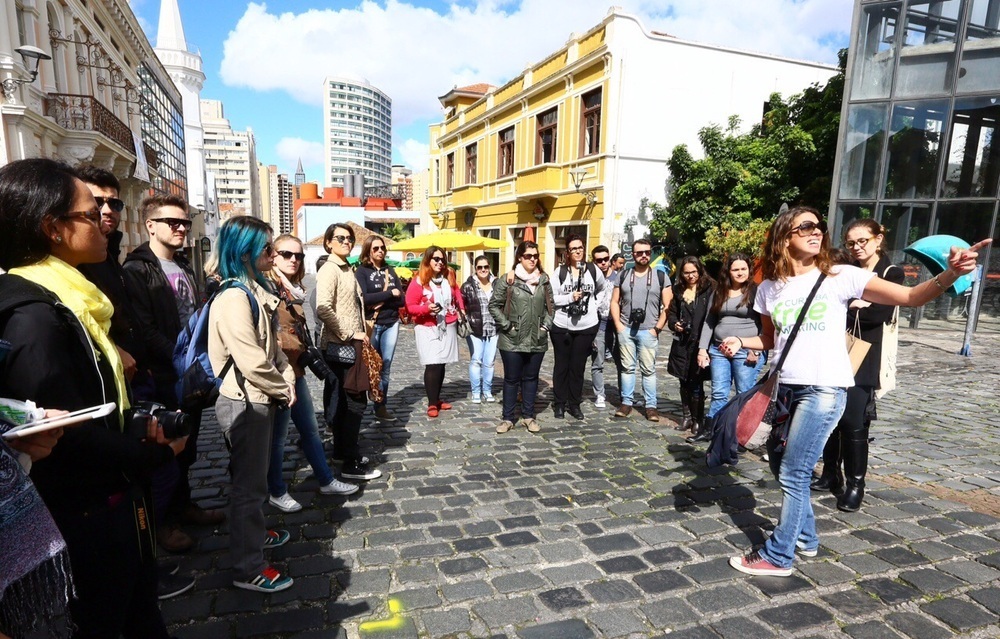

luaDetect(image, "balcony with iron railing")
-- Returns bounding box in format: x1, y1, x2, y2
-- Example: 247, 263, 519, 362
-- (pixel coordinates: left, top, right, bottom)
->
43, 93, 159, 171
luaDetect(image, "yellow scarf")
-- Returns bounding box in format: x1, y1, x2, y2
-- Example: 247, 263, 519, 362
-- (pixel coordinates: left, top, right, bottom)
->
10, 256, 130, 427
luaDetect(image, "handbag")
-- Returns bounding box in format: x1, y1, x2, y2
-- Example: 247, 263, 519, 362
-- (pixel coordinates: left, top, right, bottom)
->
876, 266, 900, 399
732, 273, 827, 450
456, 314, 472, 338
845, 313, 871, 376
325, 342, 356, 366
361, 342, 384, 404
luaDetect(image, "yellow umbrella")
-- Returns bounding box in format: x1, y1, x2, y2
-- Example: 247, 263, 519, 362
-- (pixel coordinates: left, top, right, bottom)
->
391, 230, 508, 252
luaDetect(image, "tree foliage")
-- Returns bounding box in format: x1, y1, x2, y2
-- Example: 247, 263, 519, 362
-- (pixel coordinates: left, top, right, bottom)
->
649, 49, 847, 256
381, 221, 412, 241
702, 218, 773, 262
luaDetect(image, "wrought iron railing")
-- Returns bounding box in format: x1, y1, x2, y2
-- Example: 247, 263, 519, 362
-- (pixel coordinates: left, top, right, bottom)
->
44, 93, 160, 171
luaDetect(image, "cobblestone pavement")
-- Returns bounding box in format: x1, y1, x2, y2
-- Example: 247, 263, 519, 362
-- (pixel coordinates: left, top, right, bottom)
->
167, 326, 1000, 639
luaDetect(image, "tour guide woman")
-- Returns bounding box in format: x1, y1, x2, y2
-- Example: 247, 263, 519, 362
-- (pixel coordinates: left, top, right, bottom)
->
721, 205, 989, 577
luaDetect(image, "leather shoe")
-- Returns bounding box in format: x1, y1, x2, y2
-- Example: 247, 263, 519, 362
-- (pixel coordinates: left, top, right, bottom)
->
157, 525, 194, 553
614, 405, 632, 418
553, 405, 565, 418
567, 406, 584, 420
645, 408, 660, 422
180, 504, 226, 526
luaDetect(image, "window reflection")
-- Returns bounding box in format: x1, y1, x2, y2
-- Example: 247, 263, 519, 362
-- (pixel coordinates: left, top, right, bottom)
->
839, 104, 888, 200
941, 97, 1000, 198
879, 202, 932, 325
851, 2, 901, 100
884, 100, 949, 199
958, 0, 1000, 93
896, 0, 962, 97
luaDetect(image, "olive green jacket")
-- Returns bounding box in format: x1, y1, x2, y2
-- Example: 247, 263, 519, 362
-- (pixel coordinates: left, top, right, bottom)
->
489, 274, 555, 353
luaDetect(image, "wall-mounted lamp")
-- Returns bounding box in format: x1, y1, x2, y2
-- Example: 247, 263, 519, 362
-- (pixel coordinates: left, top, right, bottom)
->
568, 168, 597, 205
2, 45, 52, 103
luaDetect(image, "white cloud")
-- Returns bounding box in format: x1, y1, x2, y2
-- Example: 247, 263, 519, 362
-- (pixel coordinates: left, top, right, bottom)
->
397, 138, 430, 173
275, 137, 324, 171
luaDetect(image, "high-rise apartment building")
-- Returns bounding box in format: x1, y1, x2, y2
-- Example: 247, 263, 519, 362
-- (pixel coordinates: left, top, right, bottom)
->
323, 76, 392, 188
391, 164, 414, 210
201, 99, 261, 218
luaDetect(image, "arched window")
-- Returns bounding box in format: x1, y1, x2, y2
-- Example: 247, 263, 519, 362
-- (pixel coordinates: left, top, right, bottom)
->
46, 3, 65, 91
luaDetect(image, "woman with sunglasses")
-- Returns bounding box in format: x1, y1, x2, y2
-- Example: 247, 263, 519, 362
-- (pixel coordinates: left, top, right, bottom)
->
356, 235, 404, 421
550, 234, 606, 420
266, 234, 358, 515
405, 246, 464, 417
317, 224, 382, 481
665, 256, 713, 437
460, 255, 498, 403
721, 206, 989, 578
694, 253, 766, 442
811, 220, 904, 512
0, 159, 185, 635
489, 241, 555, 434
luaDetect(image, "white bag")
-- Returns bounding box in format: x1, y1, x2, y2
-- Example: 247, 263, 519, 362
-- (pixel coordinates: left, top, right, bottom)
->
876, 265, 900, 399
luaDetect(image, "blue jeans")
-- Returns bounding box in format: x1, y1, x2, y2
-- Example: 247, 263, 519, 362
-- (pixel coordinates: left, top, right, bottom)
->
467, 334, 498, 398
371, 322, 399, 405
707, 344, 767, 418
759, 385, 847, 569
618, 327, 659, 408
268, 375, 334, 496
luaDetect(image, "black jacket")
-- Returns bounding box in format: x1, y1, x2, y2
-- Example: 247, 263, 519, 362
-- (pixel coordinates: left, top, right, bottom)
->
460, 275, 494, 338
667, 284, 713, 381
355, 263, 403, 326
77, 230, 147, 369
848, 255, 904, 388
123, 243, 201, 398
0, 275, 173, 514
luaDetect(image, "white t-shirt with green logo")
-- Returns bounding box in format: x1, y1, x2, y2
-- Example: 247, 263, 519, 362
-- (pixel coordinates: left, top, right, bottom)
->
754, 265, 875, 387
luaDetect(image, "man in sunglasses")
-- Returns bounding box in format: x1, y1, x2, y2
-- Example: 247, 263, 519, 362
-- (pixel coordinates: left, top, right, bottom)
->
590, 245, 616, 409
125, 195, 222, 551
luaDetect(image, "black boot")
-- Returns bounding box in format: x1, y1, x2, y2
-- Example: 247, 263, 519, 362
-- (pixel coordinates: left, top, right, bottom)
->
811, 428, 844, 494
688, 394, 711, 442
838, 433, 868, 512
675, 386, 692, 432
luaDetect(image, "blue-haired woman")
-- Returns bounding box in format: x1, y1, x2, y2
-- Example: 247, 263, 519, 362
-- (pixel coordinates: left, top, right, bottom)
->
208, 216, 297, 593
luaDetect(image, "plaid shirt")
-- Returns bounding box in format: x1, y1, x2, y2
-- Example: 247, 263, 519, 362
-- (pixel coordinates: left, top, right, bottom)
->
475, 283, 496, 338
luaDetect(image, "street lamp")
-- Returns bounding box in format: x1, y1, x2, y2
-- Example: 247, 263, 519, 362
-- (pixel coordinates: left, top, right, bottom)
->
2, 45, 52, 103
568, 167, 597, 205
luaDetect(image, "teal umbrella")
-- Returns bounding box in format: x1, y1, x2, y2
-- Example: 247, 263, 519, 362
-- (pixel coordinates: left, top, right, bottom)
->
904, 235, 973, 296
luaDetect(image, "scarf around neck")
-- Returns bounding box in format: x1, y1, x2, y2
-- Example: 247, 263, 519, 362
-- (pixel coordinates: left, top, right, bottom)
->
515, 263, 541, 293
429, 275, 452, 321
10, 256, 129, 426
276, 270, 306, 301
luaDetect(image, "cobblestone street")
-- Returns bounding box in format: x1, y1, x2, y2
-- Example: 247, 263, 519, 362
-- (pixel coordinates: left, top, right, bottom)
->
167, 325, 1000, 639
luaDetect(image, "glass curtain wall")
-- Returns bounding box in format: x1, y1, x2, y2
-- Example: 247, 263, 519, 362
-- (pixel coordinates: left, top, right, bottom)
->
835, 0, 1000, 331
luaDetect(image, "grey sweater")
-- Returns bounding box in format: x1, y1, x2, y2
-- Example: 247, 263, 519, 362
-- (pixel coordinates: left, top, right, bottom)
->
699, 291, 761, 349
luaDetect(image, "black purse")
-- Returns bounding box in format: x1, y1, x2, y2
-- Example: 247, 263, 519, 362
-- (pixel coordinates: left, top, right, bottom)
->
325, 342, 356, 366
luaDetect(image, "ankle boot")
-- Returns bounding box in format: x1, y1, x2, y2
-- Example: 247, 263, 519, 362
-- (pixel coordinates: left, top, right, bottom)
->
838, 435, 868, 512
811, 428, 844, 494
688, 396, 712, 442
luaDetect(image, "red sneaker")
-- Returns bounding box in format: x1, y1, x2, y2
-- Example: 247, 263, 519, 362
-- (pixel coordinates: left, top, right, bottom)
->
427, 406, 439, 418
729, 550, 793, 577
437, 401, 452, 410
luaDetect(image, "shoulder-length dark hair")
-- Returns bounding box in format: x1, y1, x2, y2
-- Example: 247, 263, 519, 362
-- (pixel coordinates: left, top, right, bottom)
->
270, 233, 305, 285
417, 245, 457, 287
514, 240, 545, 274
711, 253, 755, 314
672, 255, 713, 295
359, 234, 389, 267
563, 233, 585, 266
844, 218, 886, 256
761, 205, 834, 282
0, 159, 80, 270
323, 223, 354, 254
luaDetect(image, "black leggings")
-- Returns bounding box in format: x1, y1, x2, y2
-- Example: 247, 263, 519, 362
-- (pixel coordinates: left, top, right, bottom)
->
550, 325, 598, 408
424, 364, 446, 405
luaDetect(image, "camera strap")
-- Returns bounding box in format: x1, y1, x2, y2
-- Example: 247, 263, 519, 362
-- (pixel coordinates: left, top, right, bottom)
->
629, 268, 654, 321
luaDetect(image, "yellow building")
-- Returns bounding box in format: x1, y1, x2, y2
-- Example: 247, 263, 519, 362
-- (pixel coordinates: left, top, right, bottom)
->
428, 8, 837, 275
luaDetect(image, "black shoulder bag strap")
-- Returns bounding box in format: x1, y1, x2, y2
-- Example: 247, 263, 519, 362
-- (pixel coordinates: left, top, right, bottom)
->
768, 272, 827, 378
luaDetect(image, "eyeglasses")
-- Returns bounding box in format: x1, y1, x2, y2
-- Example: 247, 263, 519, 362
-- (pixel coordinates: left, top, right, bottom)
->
62, 210, 101, 224
682, 271, 699, 277
276, 250, 305, 260
430, 256, 446, 264
332, 234, 354, 245
151, 217, 192, 231
94, 197, 125, 213
371, 245, 386, 252
633, 250, 651, 257
845, 237, 874, 250
476, 265, 490, 271
569, 245, 585, 252
790, 220, 827, 237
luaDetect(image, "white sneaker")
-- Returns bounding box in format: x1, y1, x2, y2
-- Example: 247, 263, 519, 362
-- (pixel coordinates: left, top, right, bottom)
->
471, 394, 482, 404
268, 493, 302, 513
319, 479, 359, 496
595, 395, 606, 408
483, 393, 496, 403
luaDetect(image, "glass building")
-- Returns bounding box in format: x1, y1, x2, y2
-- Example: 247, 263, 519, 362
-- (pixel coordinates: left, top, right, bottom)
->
138, 62, 188, 200
831, 0, 1000, 331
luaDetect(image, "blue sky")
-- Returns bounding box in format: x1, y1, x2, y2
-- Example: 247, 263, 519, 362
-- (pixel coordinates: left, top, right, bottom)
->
129, 0, 851, 182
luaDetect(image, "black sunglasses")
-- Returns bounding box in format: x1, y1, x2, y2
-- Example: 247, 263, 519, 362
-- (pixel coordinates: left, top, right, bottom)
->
633, 250, 651, 257
151, 217, 192, 230
371, 245, 386, 252
790, 220, 827, 237
276, 250, 305, 260
94, 197, 125, 213
430, 256, 446, 263
476, 265, 490, 270
594, 256, 610, 264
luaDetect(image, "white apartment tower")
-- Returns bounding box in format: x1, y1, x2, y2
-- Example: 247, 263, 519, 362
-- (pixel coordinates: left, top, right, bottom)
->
267, 165, 294, 235
201, 99, 261, 218
323, 76, 393, 188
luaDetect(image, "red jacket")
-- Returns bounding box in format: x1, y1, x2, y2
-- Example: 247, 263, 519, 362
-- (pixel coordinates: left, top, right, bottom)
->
405, 278, 465, 327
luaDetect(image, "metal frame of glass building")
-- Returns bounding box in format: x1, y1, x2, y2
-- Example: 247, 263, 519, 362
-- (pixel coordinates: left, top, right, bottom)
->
831, 0, 1000, 331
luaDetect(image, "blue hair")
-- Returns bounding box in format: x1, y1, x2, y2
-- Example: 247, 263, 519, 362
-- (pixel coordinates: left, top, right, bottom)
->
214, 216, 273, 288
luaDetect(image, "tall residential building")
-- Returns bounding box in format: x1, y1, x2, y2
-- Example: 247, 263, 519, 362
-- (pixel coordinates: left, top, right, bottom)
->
272, 166, 294, 234
295, 158, 306, 187
201, 99, 261, 218
323, 76, 392, 188
429, 9, 837, 275
830, 0, 999, 332
258, 161, 273, 228
391, 164, 414, 210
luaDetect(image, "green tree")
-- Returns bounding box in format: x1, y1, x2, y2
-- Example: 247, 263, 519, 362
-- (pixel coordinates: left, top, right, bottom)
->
381, 222, 412, 241
650, 49, 847, 255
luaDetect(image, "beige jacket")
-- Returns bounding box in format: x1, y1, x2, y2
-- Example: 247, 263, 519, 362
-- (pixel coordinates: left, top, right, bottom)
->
316, 254, 365, 347
208, 280, 295, 404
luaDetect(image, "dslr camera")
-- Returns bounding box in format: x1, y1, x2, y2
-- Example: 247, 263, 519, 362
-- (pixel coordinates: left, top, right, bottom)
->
565, 293, 590, 319
298, 345, 335, 381
628, 307, 646, 326
126, 401, 192, 440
